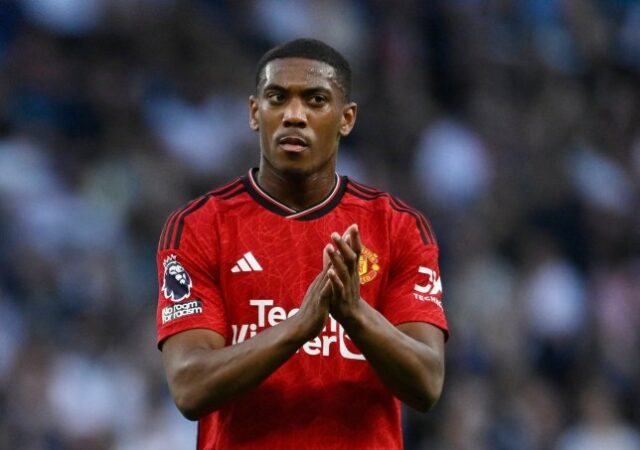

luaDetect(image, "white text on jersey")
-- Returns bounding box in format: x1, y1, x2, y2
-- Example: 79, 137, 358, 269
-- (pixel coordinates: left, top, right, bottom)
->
231, 299, 365, 361
413, 266, 443, 308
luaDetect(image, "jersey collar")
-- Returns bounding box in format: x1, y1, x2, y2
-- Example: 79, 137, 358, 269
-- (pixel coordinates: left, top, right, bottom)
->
243, 168, 347, 220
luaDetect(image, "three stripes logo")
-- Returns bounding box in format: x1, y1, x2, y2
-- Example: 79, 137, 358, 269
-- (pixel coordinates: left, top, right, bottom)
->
231, 252, 263, 273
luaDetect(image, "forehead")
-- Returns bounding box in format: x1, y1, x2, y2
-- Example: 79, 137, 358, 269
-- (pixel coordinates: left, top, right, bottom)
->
262, 58, 340, 91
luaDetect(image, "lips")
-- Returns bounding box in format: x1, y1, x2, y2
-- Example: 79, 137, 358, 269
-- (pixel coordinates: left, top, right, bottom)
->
277, 135, 309, 152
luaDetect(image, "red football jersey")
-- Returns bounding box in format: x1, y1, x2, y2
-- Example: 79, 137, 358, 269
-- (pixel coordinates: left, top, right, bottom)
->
156, 169, 448, 450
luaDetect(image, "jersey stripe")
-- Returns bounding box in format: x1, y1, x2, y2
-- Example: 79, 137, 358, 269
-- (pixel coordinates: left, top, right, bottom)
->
162, 199, 198, 250
205, 177, 243, 197
348, 179, 379, 195
347, 180, 436, 243
220, 184, 245, 200
171, 195, 211, 249
349, 184, 435, 244
159, 209, 180, 251
347, 186, 430, 245
389, 195, 437, 244
346, 182, 436, 245
162, 179, 245, 250
387, 195, 436, 245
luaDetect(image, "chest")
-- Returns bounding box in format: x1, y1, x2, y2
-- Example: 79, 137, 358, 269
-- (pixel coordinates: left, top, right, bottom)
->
214, 212, 390, 340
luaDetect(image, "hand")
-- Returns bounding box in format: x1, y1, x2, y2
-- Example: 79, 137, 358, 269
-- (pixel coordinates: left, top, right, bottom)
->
326, 224, 363, 323
295, 245, 334, 340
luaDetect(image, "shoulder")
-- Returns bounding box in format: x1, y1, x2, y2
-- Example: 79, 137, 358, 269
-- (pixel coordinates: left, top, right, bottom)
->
169, 176, 247, 221
158, 176, 247, 250
343, 177, 437, 246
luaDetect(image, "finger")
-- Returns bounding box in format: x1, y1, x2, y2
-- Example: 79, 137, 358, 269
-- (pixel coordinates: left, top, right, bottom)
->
308, 271, 321, 291
310, 259, 331, 293
349, 223, 363, 254
327, 243, 350, 283
331, 232, 358, 271
320, 278, 333, 302
323, 244, 332, 270
327, 268, 345, 296
342, 227, 351, 245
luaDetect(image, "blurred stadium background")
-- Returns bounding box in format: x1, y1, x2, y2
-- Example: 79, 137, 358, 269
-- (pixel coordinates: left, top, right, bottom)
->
1, 0, 639, 449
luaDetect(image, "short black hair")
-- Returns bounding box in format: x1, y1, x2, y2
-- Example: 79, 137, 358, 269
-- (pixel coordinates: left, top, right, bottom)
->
255, 38, 352, 100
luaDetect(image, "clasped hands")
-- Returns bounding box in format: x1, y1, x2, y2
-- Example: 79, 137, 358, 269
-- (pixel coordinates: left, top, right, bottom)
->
298, 224, 363, 338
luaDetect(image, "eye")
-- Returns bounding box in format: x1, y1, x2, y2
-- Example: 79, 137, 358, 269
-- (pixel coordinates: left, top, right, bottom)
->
308, 94, 327, 106
266, 92, 285, 104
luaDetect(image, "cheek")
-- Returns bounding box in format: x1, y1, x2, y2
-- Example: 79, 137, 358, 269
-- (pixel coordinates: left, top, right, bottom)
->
259, 128, 273, 150
258, 114, 278, 136
319, 119, 343, 141
313, 113, 338, 131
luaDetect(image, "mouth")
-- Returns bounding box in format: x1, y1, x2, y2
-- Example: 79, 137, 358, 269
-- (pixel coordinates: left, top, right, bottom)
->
277, 135, 309, 153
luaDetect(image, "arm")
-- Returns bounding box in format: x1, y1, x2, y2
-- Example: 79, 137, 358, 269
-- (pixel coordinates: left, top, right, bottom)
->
335, 307, 445, 412
162, 254, 333, 420
326, 225, 446, 412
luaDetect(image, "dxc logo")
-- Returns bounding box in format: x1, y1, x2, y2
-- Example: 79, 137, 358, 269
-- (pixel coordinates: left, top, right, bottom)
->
414, 266, 442, 295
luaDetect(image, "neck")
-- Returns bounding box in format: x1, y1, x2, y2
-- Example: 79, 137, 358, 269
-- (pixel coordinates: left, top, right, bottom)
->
256, 162, 337, 212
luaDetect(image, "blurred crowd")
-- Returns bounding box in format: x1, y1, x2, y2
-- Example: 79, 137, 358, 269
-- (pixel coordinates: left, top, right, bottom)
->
0, 0, 639, 449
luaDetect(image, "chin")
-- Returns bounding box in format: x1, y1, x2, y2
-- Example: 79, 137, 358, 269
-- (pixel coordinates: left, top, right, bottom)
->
264, 152, 334, 180
276, 165, 314, 180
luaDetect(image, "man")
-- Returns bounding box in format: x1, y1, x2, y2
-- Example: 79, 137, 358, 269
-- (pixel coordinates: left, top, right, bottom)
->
156, 38, 448, 449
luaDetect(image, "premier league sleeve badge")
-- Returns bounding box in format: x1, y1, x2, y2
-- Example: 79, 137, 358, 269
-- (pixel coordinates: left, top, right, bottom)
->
162, 255, 193, 302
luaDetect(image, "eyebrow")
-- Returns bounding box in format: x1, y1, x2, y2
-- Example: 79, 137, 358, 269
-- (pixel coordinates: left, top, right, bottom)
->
262, 83, 333, 95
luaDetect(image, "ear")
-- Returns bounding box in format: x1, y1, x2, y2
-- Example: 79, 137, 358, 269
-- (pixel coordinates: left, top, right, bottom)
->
339, 102, 357, 137
249, 95, 259, 131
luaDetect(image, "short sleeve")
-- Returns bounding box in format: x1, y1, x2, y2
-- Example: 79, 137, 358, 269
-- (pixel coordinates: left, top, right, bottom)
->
155, 204, 228, 349
380, 212, 449, 340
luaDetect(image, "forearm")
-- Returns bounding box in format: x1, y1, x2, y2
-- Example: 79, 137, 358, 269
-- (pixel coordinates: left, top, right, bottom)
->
339, 301, 445, 412
167, 316, 311, 420
166, 260, 333, 420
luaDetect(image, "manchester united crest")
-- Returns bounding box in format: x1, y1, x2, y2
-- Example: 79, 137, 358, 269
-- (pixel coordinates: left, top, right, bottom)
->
358, 246, 380, 285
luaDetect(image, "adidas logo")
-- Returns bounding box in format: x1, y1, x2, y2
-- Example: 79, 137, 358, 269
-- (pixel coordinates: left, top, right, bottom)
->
231, 252, 263, 273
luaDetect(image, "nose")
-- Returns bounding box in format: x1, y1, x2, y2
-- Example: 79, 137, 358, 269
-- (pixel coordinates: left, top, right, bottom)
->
283, 98, 307, 128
